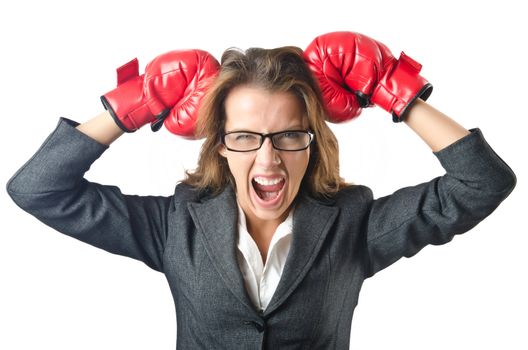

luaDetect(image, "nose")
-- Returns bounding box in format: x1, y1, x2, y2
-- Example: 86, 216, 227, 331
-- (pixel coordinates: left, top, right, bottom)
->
255, 137, 281, 168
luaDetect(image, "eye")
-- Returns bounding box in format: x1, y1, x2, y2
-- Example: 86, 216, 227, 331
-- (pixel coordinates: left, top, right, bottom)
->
234, 133, 258, 142
277, 131, 302, 140
283, 131, 301, 139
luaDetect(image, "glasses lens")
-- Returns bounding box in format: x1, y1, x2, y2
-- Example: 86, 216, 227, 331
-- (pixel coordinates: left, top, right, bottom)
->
224, 132, 261, 151
273, 131, 311, 151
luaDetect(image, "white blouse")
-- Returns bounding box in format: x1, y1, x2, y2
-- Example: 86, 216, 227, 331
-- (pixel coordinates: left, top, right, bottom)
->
235, 203, 294, 312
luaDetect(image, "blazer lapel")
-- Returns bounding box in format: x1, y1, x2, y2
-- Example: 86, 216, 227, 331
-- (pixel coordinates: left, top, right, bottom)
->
264, 193, 339, 316
187, 186, 339, 317
187, 186, 256, 314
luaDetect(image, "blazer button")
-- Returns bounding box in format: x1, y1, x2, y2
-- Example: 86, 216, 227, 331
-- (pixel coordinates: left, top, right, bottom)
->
243, 320, 266, 333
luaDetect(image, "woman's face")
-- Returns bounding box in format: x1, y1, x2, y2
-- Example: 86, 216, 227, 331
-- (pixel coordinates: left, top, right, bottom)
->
220, 85, 311, 227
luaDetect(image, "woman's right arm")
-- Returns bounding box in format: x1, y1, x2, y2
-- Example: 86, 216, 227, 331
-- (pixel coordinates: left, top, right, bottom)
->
7, 49, 218, 271
76, 110, 124, 146
6, 116, 171, 272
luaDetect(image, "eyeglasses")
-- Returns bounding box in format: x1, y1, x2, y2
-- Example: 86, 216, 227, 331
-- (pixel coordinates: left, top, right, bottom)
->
221, 130, 314, 152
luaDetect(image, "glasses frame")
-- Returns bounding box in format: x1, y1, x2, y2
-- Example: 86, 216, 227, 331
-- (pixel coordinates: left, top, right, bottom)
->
221, 130, 314, 152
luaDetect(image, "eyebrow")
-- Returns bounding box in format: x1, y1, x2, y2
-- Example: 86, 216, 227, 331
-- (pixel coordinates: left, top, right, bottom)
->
226, 125, 306, 133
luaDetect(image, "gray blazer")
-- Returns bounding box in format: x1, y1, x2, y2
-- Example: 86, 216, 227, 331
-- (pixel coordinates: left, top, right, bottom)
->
7, 118, 516, 349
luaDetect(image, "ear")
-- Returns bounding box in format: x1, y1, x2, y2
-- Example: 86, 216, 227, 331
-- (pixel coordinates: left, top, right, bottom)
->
218, 144, 228, 158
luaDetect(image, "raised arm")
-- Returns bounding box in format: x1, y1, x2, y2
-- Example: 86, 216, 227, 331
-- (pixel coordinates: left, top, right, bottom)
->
305, 31, 516, 276
403, 98, 470, 152
6, 49, 220, 271
76, 110, 124, 145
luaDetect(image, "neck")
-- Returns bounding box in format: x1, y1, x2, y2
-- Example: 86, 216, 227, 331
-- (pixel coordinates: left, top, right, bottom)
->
244, 210, 289, 265
245, 209, 289, 240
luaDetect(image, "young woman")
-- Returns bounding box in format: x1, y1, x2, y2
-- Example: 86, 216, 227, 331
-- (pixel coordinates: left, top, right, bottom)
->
7, 31, 516, 349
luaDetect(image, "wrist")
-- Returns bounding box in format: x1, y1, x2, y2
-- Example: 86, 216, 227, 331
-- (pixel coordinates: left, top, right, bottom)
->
76, 111, 125, 146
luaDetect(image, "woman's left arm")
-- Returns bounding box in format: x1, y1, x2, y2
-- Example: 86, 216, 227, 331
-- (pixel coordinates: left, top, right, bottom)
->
403, 98, 470, 152
362, 99, 517, 277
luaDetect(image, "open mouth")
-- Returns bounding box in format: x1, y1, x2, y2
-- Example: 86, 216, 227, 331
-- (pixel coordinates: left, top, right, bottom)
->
252, 176, 286, 201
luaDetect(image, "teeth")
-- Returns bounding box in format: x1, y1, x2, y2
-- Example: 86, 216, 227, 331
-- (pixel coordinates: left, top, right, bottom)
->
253, 177, 283, 186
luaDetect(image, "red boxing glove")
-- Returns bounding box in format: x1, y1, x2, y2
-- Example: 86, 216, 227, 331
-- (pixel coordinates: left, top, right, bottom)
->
101, 50, 219, 137
304, 31, 432, 122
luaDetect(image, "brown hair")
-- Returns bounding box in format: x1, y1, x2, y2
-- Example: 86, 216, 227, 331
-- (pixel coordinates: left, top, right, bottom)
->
183, 46, 348, 198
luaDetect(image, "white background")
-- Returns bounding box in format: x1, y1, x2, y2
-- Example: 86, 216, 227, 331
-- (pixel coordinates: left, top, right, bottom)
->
1, 0, 526, 349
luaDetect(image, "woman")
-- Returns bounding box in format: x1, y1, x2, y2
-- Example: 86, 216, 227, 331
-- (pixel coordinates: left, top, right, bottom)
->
6, 32, 516, 349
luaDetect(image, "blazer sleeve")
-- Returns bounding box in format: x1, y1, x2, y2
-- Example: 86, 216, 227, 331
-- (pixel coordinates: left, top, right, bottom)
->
364, 128, 516, 277
6, 117, 171, 272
